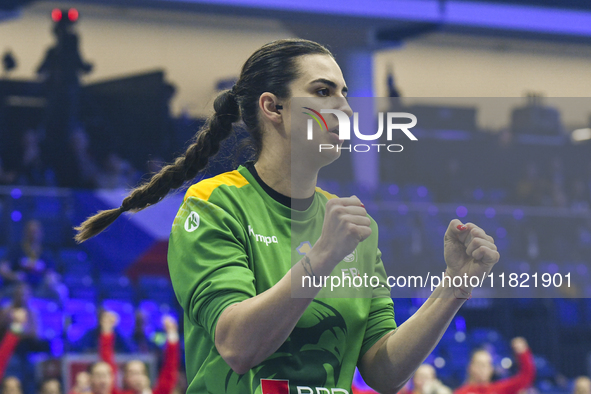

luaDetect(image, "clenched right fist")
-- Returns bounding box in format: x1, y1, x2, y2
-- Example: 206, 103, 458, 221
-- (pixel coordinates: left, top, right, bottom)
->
313, 195, 371, 267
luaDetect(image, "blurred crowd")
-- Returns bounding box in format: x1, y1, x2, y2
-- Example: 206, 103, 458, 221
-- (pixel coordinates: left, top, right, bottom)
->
4, 302, 590, 394
0, 220, 67, 304
512, 159, 591, 210
2, 124, 591, 212
0, 308, 185, 394
0, 218, 185, 394
443, 157, 591, 210
353, 338, 590, 394
0, 126, 144, 190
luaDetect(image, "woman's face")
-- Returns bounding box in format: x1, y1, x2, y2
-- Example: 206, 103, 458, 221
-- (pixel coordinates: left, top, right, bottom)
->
75, 372, 91, 390
413, 364, 435, 391
124, 361, 148, 392
469, 351, 494, 384
90, 362, 114, 394
281, 54, 353, 170
2, 377, 22, 394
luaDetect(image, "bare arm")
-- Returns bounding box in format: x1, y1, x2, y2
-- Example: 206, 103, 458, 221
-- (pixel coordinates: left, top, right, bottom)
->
358, 285, 464, 394
358, 220, 500, 393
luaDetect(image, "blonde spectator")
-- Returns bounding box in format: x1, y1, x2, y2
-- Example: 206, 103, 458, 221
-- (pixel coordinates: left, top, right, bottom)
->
69, 372, 92, 394
573, 377, 591, 394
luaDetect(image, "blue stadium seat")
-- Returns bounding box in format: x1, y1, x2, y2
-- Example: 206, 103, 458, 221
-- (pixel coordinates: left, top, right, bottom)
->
376, 183, 403, 202
64, 298, 98, 342
38, 219, 65, 247
99, 274, 134, 302
582, 298, 591, 323
469, 328, 502, 347
534, 355, 557, 380
29, 298, 63, 339
485, 188, 509, 204
34, 197, 62, 218
138, 300, 163, 337
63, 274, 97, 301
554, 298, 581, 327
59, 248, 88, 263
59, 248, 92, 276
138, 275, 175, 305
402, 184, 433, 203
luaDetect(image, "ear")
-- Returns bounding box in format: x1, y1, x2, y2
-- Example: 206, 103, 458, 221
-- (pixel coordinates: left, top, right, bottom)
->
259, 92, 283, 125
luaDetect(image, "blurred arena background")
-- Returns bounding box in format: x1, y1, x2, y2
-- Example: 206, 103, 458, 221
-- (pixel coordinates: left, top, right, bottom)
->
1, 0, 591, 393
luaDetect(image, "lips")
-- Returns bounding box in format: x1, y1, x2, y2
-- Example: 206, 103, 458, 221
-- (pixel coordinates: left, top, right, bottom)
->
327, 126, 344, 144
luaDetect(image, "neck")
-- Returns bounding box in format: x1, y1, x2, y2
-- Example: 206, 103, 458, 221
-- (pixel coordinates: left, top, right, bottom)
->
254, 149, 318, 199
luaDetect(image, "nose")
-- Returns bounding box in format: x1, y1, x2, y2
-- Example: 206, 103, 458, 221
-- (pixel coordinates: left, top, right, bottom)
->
337, 96, 353, 118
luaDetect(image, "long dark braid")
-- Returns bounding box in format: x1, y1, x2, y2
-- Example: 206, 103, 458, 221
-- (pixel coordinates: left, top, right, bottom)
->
74, 38, 332, 243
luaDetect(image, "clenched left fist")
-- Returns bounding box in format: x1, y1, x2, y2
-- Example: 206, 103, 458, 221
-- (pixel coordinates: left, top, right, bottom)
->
443, 219, 500, 289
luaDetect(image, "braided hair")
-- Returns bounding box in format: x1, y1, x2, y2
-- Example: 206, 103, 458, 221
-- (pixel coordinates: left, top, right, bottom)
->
74, 38, 333, 243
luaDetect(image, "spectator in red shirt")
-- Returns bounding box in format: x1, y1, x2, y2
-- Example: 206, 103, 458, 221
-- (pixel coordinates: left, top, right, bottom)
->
455, 337, 535, 394
0, 308, 27, 381
99, 311, 179, 394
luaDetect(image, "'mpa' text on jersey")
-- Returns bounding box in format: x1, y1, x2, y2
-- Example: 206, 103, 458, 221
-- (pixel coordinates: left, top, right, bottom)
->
248, 224, 279, 246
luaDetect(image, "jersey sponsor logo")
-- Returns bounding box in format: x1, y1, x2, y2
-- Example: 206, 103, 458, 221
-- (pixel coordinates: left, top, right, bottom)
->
296, 387, 349, 394
296, 241, 312, 255
248, 225, 278, 246
343, 249, 356, 263
261, 379, 289, 394
184, 211, 200, 232
260, 379, 349, 394
340, 268, 361, 278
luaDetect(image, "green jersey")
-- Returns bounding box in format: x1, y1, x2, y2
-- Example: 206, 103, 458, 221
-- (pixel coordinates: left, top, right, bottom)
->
167, 164, 396, 394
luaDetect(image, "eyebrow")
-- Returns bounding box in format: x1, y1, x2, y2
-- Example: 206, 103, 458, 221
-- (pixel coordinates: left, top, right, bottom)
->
310, 78, 348, 94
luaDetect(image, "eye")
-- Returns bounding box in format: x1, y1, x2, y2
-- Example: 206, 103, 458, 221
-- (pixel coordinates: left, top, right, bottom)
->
316, 88, 330, 97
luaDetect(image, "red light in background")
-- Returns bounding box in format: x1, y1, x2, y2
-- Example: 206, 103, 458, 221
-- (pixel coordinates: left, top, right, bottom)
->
51, 9, 62, 22
68, 8, 79, 22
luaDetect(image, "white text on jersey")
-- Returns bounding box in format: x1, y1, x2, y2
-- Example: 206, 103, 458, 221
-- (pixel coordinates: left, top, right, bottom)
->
249, 225, 278, 246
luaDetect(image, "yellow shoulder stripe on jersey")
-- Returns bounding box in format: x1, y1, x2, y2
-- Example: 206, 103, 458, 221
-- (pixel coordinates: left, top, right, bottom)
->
315, 186, 339, 200
184, 170, 249, 202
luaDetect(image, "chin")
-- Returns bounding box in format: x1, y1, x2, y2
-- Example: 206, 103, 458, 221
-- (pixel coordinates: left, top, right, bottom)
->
318, 147, 341, 168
